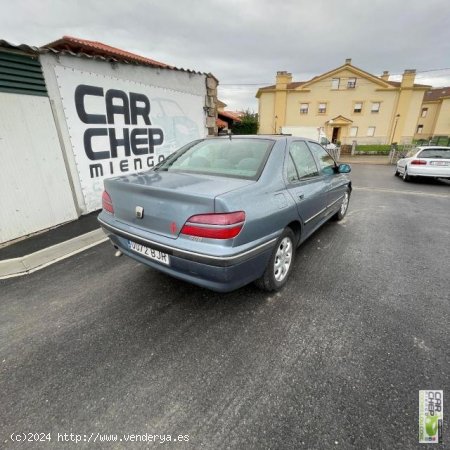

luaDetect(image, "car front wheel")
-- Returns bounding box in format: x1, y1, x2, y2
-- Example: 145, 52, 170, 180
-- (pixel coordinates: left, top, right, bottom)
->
255, 227, 296, 292
333, 189, 350, 221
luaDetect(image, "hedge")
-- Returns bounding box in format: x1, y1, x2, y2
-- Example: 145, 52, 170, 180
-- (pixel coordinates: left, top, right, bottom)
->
231, 121, 258, 135
355, 144, 391, 155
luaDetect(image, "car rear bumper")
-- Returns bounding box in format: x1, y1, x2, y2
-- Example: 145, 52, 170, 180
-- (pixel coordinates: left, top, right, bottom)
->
98, 215, 275, 292
407, 165, 450, 178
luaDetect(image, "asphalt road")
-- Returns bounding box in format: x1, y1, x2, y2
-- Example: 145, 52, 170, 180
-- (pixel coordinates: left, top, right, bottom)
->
1, 165, 449, 449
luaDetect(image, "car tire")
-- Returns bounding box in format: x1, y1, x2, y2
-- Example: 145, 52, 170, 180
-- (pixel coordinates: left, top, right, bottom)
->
255, 227, 296, 292
394, 168, 400, 176
402, 167, 410, 182
332, 189, 351, 221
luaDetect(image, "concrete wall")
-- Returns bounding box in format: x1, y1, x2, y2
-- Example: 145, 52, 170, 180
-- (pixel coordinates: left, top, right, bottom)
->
413, 97, 450, 140
392, 86, 427, 144
433, 97, 450, 136
414, 101, 441, 139
258, 92, 275, 133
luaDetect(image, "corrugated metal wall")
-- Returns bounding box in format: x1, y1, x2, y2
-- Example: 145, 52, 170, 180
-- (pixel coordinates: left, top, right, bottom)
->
40, 52, 208, 214
0, 92, 78, 243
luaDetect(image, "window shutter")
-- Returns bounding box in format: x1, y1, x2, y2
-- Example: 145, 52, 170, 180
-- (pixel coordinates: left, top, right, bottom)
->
0, 51, 47, 96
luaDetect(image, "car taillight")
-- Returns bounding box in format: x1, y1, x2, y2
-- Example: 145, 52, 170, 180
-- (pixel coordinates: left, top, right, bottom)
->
181, 211, 245, 239
411, 159, 427, 165
102, 191, 114, 214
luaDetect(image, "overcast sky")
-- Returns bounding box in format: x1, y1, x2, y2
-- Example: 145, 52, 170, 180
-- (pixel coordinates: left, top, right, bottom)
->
2, 0, 450, 111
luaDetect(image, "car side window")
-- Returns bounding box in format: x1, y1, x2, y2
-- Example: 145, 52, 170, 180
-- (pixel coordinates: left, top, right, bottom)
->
289, 141, 319, 180
286, 155, 299, 183
307, 142, 336, 175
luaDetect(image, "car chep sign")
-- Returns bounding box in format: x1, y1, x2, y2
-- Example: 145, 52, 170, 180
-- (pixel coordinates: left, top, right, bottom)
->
55, 66, 205, 211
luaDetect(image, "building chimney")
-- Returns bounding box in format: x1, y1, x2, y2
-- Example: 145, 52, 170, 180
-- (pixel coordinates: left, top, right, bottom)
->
276, 71, 292, 89
345, 58, 352, 65
381, 70, 390, 81
401, 69, 416, 88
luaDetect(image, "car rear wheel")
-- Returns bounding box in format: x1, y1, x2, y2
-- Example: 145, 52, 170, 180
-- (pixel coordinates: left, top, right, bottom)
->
394, 168, 400, 176
255, 227, 296, 292
402, 167, 410, 182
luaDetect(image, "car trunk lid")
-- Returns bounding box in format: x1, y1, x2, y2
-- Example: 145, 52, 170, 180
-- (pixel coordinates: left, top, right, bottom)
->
104, 171, 253, 239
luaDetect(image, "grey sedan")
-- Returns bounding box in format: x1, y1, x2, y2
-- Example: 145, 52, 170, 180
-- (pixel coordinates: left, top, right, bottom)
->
98, 136, 351, 292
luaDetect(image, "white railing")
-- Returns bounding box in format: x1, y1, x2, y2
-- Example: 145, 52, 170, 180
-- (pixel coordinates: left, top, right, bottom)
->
327, 146, 341, 161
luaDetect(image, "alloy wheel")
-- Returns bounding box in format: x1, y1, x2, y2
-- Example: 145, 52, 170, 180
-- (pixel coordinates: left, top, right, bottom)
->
274, 237, 292, 282
340, 192, 349, 216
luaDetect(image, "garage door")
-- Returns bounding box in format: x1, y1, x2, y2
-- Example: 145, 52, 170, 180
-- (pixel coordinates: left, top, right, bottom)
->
0, 91, 78, 243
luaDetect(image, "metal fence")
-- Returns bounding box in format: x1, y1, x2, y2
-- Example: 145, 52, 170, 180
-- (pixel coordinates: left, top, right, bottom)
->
388, 144, 414, 164
328, 146, 341, 161
415, 136, 450, 147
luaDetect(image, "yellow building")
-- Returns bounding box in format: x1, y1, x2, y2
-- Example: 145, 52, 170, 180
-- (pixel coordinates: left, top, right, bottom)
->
414, 87, 450, 142
256, 59, 432, 145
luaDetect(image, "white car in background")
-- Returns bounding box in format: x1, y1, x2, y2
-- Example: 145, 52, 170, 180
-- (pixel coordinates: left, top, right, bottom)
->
395, 146, 450, 181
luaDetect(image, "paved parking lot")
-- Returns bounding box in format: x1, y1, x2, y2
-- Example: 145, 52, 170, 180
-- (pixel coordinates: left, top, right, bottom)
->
1, 165, 449, 449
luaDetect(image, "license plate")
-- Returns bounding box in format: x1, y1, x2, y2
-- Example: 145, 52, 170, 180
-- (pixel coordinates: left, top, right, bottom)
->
430, 161, 450, 166
128, 240, 170, 265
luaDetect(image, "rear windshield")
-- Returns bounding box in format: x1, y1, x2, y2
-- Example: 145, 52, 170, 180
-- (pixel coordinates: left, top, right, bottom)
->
418, 148, 450, 159
155, 139, 274, 180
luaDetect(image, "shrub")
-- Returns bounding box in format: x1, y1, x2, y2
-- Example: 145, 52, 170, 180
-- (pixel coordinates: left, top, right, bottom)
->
231, 110, 258, 135
355, 144, 391, 155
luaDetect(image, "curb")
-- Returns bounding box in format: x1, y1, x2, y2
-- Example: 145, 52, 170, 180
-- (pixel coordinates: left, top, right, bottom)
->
0, 229, 108, 280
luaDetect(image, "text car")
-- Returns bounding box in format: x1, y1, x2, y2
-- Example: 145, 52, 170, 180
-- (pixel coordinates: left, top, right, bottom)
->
98, 136, 351, 292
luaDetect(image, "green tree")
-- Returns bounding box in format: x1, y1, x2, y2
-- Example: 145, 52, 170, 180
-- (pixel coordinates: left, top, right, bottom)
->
231, 109, 258, 135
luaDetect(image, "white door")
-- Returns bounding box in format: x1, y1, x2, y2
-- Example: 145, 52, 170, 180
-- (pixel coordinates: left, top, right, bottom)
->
0, 92, 78, 244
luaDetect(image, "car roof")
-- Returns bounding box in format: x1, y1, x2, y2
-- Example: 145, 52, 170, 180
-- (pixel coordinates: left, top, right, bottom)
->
209, 134, 285, 140
207, 135, 318, 143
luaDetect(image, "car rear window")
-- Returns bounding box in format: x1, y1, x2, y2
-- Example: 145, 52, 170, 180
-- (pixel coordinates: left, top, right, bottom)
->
406, 148, 419, 157
155, 139, 274, 180
418, 148, 450, 159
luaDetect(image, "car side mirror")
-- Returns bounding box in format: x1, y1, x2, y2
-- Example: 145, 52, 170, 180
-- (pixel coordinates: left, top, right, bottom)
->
337, 163, 351, 173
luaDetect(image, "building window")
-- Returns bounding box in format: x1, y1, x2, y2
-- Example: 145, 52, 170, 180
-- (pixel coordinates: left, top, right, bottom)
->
331, 78, 340, 89
353, 102, 363, 113
367, 126, 376, 137
371, 102, 380, 113
417, 124, 424, 134
421, 108, 428, 117
318, 103, 327, 114
347, 77, 357, 88
349, 126, 358, 137
300, 103, 309, 114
